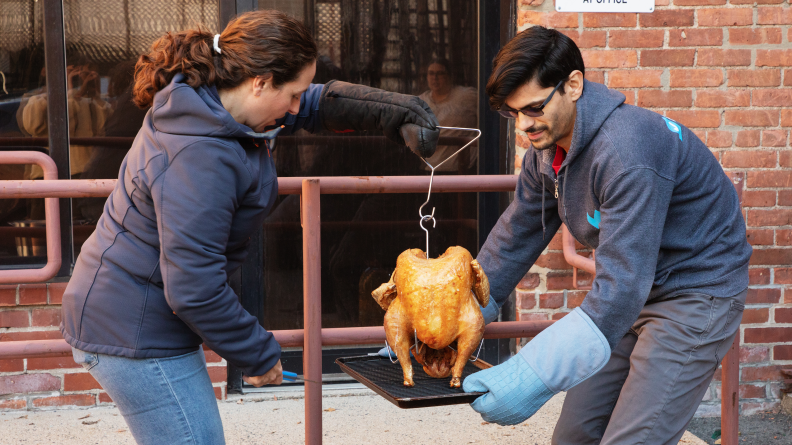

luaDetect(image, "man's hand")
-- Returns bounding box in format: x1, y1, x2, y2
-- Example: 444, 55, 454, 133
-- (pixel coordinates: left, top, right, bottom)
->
243, 359, 283, 387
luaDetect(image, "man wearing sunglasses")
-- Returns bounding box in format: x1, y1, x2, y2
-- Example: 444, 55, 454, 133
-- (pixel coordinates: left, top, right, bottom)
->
464, 26, 751, 444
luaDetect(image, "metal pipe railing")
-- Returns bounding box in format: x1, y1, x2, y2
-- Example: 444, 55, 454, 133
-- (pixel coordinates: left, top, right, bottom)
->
0, 152, 739, 444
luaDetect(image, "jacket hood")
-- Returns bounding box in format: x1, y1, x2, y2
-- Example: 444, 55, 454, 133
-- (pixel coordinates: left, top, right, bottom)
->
150, 73, 282, 140
539, 79, 625, 170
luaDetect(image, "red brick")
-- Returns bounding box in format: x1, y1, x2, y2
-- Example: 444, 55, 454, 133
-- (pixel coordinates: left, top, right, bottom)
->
539, 292, 564, 309
774, 345, 792, 360
640, 10, 694, 27
207, 366, 227, 384
609, 30, 664, 48
749, 209, 792, 226
763, 130, 788, 148
665, 110, 721, 128
608, 70, 662, 88
0, 330, 63, 342
98, 392, 113, 403
740, 384, 768, 399
756, 50, 792, 67
741, 307, 769, 324
743, 190, 776, 207
558, 30, 607, 48
746, 229, 774, 246
640, 49, 695, 67
551, 312, 570, 320
668, 28, 723, 47
638, 90, 692, 108
27, 356, 80, 370
0, 373, 60, 395
725, 110, 779, 127
758, 6, 792, 24
781, 150, 792, 168
32, 394, 94, 408
31, 308, 61, 327
780, 190, 792, 205
722, 150, 776, 168
48, 283, 66, 305
518, 11, 578, 28
0, 359, 24, 372
64, 373, 102, 391
546, 272, 572, 290
518, 312, 550, 322
617, 89, 635, 106
731, 0, 784, 3
670, 69, 723, 87
697, 8, 754, 26
777, 229, 792, 246
707, 131, 733, 148
694, 130, 709, 145
776, 307, 792, 323
567, 291, 586, 308
0, 286, 16, 306
740, 346, 769, 363
18, 284, 46, 306
0, 311, 28, 328
517, 290, 537, 310
749, 268, 771, 285
519, 273, 541, 289
581, 50, 637, 68
729, 28, 782, 46
742, 365, 785, 381
214, 386, 224, 400
744, 327, 792, 343
736, 130, 761, 147
786, 69, 792, 87
696, 90, 750, 108
748, 170, 792, 187
535, 252, 571, 270
585, 71, 605, 84
697, 49, 752, 67
782, 110, 792, 127
583, 13, 636, 28
776, 268, 792, 284
728, 70, 782, 88
746, 287, 781, 304
754, 89, 792, 108
0, 399, 27, 410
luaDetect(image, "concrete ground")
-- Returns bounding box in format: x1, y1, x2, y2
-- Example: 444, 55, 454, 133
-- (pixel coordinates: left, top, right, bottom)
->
0, 388, 706, 445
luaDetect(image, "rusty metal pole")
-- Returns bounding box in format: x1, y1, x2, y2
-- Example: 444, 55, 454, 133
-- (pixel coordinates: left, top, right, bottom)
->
720, 333, 740, 445
301, 179, 322, 445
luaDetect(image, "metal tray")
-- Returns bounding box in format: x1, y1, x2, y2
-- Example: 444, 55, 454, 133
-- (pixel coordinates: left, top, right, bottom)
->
335, 354, 491, 409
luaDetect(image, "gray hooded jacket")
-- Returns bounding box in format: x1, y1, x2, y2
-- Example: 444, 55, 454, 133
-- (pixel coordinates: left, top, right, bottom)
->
478, 80, 752, 348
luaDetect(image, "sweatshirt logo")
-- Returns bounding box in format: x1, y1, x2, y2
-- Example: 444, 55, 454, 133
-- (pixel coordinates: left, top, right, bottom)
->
662, 117, 683, 142
587, 210, 601, 229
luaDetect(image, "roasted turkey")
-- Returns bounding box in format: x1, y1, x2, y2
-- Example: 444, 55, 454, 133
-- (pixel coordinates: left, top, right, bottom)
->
371, 246, 490, 388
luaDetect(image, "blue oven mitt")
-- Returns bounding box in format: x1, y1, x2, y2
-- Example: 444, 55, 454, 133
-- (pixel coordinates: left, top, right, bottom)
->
463, 308, 611, 425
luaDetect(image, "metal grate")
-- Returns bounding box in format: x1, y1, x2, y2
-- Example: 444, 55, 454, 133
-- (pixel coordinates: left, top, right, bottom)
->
315, 2, 341, 67
336, 355, 485, 408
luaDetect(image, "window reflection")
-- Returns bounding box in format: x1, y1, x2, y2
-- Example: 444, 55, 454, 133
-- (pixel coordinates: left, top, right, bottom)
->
259, 0, 479, 330
0, 0, 47, 265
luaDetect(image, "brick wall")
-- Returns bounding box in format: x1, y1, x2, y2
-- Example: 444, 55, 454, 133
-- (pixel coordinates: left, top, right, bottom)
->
514, 0, 792, 416
0, 283, 227, 410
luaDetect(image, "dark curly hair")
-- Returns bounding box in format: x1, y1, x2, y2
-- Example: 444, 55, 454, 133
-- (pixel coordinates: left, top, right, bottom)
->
133, 10, 317, 108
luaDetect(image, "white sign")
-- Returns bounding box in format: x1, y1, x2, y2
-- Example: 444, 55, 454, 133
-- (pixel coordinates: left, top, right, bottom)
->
556, 0, 655, 13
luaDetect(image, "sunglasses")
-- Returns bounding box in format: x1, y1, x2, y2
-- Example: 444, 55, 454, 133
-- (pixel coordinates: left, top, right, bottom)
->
497, 80, 565, 119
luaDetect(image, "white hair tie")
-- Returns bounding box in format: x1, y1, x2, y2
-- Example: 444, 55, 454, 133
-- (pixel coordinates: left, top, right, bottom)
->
213, 34, 222, 54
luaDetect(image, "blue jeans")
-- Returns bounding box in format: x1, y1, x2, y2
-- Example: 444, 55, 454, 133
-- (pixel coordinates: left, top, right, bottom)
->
72, 347, 225, 445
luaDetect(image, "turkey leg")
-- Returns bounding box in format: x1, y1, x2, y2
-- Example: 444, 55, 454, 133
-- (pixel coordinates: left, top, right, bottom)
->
383, 298, 416, 386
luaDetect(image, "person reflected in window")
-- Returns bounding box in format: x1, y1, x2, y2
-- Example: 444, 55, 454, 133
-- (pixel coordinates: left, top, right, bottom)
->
419, 59, 478, 173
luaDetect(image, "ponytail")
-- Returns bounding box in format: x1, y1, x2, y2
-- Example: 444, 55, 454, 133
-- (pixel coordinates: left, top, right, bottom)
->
132, 10, 317, 109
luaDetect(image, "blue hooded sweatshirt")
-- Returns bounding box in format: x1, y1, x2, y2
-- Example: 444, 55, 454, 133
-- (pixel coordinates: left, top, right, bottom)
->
478, 80, 752, 349
61, 73, 323, 377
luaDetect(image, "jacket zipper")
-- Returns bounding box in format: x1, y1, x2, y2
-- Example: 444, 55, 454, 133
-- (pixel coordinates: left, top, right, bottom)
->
554, 178, 559, 198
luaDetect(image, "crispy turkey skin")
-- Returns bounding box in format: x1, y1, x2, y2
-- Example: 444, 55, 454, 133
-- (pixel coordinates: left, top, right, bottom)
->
372, 246, 490, 387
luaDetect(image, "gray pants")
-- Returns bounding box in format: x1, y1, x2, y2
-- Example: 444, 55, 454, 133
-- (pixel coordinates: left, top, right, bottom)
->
552, 290, 746, 445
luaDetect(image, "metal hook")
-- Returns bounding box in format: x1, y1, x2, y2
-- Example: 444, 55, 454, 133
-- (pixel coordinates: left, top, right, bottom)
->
418, 126, 481, 258
446, 338, 485, 362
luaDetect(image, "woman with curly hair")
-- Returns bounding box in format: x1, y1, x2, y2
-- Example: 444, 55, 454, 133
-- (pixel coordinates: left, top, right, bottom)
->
60, 10, 438, 445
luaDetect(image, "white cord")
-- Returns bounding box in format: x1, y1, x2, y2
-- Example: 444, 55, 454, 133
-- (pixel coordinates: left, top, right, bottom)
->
0, 71, 7, 95
213, 34, 222, 54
